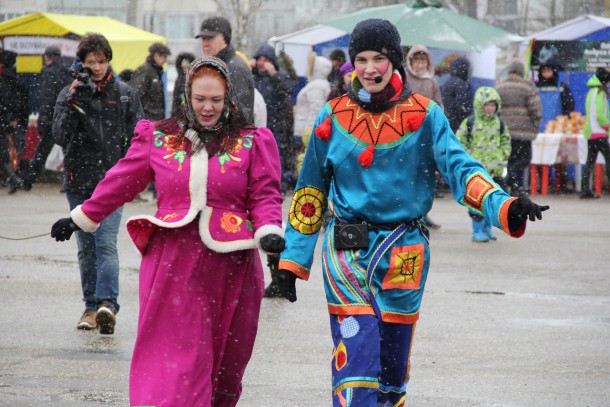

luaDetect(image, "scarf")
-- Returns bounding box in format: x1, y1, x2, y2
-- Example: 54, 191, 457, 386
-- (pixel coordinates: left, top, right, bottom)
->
347, 69, 411, 113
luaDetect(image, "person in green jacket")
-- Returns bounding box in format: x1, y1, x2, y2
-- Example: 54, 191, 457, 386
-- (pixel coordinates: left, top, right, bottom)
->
580, 67, 610, 199
456, 86, 511, 241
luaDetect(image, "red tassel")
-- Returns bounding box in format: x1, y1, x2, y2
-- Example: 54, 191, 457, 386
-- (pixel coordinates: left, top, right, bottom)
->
406, 113, 425, 132
358, 145, 375, 168
315, 117, 332, 140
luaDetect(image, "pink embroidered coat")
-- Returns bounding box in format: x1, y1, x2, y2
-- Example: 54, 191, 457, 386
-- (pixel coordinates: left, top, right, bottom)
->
68, 120, 284, 406
70, 120, 284, 254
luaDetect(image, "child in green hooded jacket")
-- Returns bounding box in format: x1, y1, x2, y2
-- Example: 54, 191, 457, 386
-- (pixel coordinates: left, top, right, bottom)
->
456, 86, 511, 242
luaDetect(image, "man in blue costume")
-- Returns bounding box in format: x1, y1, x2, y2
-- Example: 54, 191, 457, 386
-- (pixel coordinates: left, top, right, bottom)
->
276, 19, 549, 406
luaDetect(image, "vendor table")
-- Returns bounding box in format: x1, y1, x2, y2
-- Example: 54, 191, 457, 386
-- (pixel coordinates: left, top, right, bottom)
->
530, 133, 607, 195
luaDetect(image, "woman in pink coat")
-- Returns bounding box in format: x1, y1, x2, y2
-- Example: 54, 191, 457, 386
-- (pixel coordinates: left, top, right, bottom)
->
51, 56, 285, 407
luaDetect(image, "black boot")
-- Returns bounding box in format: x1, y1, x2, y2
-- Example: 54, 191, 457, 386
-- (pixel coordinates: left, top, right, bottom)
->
263, 254, 285, 298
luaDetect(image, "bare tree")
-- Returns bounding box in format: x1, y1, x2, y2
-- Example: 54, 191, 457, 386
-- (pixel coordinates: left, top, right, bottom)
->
440, 0, 476, 17
218, 0, 265, 53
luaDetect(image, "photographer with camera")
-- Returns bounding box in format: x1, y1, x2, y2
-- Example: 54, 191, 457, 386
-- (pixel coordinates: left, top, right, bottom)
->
52, 32, 144, 335
276, 19, 549, 405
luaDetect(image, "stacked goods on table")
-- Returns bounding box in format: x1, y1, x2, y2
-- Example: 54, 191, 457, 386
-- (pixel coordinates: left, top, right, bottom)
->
544, 112, 585, 134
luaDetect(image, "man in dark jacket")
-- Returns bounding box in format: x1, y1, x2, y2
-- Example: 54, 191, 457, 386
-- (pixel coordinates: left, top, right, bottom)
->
129, 42, 170, 121
251, 43, 295, 298
21, 46, 72, 191
196, 15, 254, 123
52, 33, 144, 335
441, 56, 474, 132
251, 44, 295, 186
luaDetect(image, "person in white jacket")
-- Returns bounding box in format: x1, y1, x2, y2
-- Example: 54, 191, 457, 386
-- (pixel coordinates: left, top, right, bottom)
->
293, 52, 332, 137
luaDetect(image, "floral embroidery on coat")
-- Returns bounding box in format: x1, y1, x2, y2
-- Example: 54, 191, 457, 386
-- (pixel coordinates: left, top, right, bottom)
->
217, 134, 254, 174
154, 130, 187, 171
220, 211, 255, 233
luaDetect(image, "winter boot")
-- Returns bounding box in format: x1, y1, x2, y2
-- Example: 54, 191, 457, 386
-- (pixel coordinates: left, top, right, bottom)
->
482, 218, 497, 241
471, 219, 489, 243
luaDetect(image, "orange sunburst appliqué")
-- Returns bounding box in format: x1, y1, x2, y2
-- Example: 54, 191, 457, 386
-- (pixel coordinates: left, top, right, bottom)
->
331, 94, 430, 145
382, 244, 425, 290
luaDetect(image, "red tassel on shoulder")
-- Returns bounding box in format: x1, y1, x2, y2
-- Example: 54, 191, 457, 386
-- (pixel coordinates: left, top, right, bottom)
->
406, 112, 426, 132
315, 117, 332, 140
358, 145, 375, 168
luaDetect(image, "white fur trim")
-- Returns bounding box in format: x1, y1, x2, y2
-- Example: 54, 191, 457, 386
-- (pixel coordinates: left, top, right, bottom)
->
199, 206, 257, 253
126, 146, 208, 230
70, 205, 99, 233
254, 224, 285, 254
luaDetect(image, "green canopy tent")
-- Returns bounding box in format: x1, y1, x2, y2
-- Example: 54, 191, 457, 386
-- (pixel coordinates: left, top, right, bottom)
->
322, 0, 519, 88
323, 0, 516, 53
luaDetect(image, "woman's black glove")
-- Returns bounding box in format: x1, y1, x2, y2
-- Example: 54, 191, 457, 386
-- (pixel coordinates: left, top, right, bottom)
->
507, 196, 549, 231
277, 269, 297, 302
260, 233, 285, 254
51, 218, 81, 242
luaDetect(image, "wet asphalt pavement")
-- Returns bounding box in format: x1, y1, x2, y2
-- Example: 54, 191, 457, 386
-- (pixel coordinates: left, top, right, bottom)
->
0, 183, 609, 407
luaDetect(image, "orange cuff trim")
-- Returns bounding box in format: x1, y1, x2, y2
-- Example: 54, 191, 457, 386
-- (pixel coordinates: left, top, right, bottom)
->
381, 310, 420, 324
328, 305, 419, 324
500, 197, 526, 238
464, 173, 496, 213
278, 259, 310, 281
328, 304, 376, 317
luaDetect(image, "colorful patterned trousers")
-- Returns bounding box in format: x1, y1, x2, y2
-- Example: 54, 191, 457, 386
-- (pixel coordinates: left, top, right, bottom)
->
330, 314, 416, 407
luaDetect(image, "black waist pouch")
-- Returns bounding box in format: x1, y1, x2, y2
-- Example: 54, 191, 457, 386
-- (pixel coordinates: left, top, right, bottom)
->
334, 223, 369, 250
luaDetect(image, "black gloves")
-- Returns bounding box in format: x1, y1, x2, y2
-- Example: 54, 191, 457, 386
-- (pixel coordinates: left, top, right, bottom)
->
277, 268, 297, 302
260, 233, 285, 254
51, 218, 82, 242
507, 195, 549, 231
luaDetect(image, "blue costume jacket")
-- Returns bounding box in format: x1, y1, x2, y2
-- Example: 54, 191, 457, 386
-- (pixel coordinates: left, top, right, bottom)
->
279, 93, 523, 324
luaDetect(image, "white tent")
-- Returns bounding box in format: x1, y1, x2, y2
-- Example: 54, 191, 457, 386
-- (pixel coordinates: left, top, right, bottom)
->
523, 14, 610, 40
270, 24, 348, 77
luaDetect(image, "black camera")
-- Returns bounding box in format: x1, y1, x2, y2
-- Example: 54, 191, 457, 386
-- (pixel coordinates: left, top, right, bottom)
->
334, 223, 369, 250
73, 69, 97, 102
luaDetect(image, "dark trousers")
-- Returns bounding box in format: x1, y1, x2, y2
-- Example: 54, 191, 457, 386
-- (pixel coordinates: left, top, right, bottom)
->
581, 138, 610, 193
507, 139, 532, 191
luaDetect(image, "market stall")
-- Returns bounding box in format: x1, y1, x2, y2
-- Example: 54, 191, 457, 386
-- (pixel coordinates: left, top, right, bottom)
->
0, 13, 167, 111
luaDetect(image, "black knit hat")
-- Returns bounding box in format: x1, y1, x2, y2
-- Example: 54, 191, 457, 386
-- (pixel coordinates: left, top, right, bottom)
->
196, 16, 232, 45
148, 42, 171, 56
44, 46, 61, 58
348, 19, 403, 71
596, 67, 610, 85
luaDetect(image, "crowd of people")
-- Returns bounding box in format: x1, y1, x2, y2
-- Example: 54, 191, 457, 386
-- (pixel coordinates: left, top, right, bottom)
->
4, 12, 606, 406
